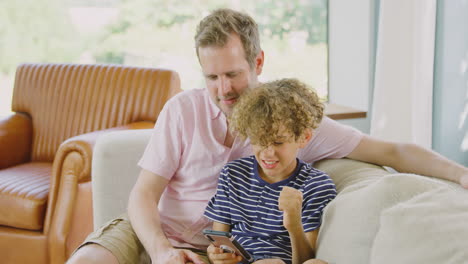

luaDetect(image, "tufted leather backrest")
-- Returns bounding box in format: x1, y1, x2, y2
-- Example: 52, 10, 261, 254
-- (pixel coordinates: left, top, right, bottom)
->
12, 63, 181, 162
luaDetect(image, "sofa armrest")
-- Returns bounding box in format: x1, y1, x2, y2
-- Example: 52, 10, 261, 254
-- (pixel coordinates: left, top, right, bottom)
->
45, 121, 154, 264
0, 113, 32, 169
91, 129, 153, 228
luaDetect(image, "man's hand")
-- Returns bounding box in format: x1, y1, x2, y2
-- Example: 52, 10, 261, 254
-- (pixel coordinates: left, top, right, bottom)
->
252, 259, 285, 264
459, 171, 468, 189
155, 248, 206, 264
207, 244, 242, 264
278, 186, 303, 231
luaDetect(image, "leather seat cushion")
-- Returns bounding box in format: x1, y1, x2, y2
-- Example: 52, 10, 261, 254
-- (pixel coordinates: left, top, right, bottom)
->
0, 162, 51, 230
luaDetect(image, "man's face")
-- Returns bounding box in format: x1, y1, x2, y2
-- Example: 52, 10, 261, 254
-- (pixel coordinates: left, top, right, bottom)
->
198, 34, 263, 116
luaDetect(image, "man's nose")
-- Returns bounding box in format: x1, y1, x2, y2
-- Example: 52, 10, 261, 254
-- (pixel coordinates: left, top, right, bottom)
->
218, 76, 232, 95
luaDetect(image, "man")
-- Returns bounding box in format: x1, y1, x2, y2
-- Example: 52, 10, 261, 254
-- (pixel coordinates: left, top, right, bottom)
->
68, 8, 468, 264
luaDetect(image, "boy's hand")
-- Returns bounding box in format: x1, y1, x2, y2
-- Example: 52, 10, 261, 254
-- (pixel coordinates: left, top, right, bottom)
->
278, 186, 303, 231
207, 244, 242, 264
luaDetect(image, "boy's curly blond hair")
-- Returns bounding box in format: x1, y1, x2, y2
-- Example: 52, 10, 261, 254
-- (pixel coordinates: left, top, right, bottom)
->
229, 78, 324, 146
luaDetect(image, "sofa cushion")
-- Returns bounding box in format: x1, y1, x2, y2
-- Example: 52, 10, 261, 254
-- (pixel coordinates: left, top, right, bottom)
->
314, 158, 391, 194
0, 162, 51, 230
313, 158, 453, 264
369, 186, 468, 264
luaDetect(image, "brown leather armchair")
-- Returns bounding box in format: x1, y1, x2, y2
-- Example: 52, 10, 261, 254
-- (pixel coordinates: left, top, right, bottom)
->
0, 63, 181, 264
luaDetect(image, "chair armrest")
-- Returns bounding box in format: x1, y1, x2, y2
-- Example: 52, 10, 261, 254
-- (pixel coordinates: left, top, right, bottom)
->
91, 129, 153, 228
45, 121, 154, 264
0, 113, 32, 169
51, 121, 153, 185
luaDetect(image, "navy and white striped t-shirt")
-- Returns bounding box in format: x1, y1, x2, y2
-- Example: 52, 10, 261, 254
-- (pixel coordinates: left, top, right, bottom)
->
204, 156, 337, 263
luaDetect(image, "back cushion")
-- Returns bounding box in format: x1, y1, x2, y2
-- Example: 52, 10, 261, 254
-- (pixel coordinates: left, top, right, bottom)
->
12, 63, 180, 162
369, 187, 468, 264
316, 175, 443, 264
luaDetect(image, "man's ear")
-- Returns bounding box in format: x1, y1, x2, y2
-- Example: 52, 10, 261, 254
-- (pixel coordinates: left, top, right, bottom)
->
255, 50, 264, 75
299, 128, 313, 148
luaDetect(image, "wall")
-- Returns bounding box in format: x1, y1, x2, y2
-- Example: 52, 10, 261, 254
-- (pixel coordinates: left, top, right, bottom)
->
432, 0, 468, 166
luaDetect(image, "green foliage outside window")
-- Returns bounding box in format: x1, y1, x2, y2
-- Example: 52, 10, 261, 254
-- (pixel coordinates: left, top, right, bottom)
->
0, 0, 82, 74
91, 0, 328, 94
0, 0, 328, 116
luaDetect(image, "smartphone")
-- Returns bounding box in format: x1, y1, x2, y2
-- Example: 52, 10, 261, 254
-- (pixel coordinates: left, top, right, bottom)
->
203, 229, 253, 263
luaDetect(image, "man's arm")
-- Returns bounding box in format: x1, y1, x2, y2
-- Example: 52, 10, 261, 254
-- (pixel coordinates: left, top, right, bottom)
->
127, 169, 205, 264
346, 135, 468, 188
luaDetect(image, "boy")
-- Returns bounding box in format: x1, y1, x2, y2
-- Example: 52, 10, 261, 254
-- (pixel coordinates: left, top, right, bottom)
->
204, 78, 334, 264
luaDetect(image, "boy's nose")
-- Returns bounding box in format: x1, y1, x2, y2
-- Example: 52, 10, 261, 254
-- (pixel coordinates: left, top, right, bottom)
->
262, 145, 275, 155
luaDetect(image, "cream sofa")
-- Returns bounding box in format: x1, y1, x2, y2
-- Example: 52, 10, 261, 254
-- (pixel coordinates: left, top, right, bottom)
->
92, 129, 468, 264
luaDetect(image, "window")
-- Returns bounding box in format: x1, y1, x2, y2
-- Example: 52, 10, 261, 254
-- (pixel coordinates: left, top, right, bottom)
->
0, 0, 328, 116
327, 0, 373, 132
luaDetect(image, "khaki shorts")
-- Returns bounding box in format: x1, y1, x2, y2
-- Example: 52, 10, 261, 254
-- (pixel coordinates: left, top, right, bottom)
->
74, 214, 210, 264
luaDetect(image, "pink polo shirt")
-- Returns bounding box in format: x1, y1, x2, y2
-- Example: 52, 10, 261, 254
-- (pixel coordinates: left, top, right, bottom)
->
138, 88, 363, 249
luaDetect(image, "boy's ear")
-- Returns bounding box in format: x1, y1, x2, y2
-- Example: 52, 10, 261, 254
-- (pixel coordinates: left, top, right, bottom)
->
299, 128, 313, 148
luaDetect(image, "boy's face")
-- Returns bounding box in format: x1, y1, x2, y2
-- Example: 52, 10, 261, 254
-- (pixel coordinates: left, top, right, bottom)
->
198, 34, 264, 116
252, 129, 312, 183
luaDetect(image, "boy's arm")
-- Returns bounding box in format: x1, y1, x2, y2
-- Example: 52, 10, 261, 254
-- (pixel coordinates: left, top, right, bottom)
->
213, 221, 231, 232
347, 135, 468, 188
305, 229, 319, 254
288, 224, 317, 264
279, 187, 315, 264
